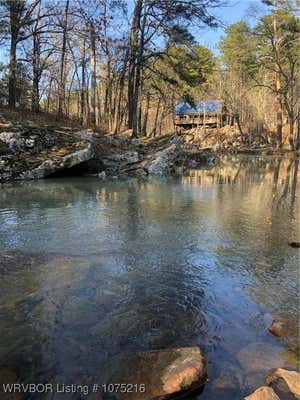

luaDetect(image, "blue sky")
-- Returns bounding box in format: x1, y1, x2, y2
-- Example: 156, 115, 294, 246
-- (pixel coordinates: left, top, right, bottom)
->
195, 0, 264, 53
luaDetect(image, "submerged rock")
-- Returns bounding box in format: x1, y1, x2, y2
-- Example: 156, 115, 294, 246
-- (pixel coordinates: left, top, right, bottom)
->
268, 320, 287, 337
267, 315, 299, 352
212, 363, 243, 391
237, 343, 283, 373
102, 347, 207, 399
244, 386, 280, 400
266, 368, 300, 398
0, 249, 90, 310
0, 367, 23, 400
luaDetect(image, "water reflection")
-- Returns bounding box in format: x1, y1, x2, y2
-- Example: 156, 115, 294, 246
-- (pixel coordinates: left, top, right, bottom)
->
183, 155, 299, 217
0, 155, 299, 400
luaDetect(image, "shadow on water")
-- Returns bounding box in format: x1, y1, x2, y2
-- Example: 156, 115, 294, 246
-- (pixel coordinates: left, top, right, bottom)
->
0, 155, 299, 399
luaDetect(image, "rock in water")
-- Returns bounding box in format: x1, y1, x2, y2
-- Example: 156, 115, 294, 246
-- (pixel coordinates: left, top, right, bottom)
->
0, 367, 23, 400
266, 368, 300, 398
289, 242, 300, 248
268, 320, 287, 337
102, 347, 207, 399
244, 386, 280, 400
267, 315, 299, 352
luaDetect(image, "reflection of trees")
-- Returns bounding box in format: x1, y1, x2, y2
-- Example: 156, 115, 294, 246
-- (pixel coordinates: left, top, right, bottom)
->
183, 156, 299, 217
271, 158, 299, 217
290, 159, 299, 215
277, 158, 293, 207
272, 158, 281, 197
183, 156, 300, 330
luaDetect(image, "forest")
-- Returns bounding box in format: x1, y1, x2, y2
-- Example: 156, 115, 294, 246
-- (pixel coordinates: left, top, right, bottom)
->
0, 0, 299, 149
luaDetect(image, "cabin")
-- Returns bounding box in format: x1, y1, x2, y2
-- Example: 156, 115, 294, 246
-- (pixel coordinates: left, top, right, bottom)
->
174, 100, 227, 130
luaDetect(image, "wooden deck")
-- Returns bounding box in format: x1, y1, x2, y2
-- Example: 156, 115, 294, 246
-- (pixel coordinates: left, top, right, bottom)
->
175, 113, 225, 128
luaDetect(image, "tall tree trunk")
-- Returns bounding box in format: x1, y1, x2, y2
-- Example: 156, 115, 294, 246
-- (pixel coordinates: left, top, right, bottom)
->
32, 32, 40, 112
128, 0, 143, 132
31, 1, 42, 112
80, 38, 86, 125
288, 117, 295, 150
57, 0, 70, 117
113, 47, 129, 134
8, 0, 20, 108
89, 24, 97, 127
8, 38, 17, 108
46, 76, 53, 112
273, 0, 283, 148
142, 92, 150, 136
131, 10, 146, 137
152, 98, 161, 137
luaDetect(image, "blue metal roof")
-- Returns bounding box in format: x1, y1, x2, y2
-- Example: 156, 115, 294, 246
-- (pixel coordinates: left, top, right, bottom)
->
176, 100, 223, 115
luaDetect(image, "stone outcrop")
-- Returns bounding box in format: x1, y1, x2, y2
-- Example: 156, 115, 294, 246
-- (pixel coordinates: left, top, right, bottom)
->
102, 347, 207, 400
88, 133, 217, 178
0, 119, 93, 181
0, 112, 218, 181
18, 144, 92, 179
146, 142, 180, 176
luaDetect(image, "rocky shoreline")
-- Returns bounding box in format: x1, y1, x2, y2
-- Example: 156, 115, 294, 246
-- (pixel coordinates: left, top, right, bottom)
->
0, 116, 217, 182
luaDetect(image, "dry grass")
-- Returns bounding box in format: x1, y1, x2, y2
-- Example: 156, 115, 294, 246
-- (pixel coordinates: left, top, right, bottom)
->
0, 106, 82, 130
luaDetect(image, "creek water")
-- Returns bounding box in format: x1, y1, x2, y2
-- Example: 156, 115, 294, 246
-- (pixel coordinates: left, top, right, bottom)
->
0, 155, 299, 400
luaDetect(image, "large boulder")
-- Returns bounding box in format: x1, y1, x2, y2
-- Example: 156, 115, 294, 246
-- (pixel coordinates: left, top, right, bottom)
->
266, 368, 300, 399
244, 386, 280, 400
146, 143, 180, 175
101, 151, 140, 168
102, 347, 207, 399
244, 368, 300, 400
18, 144, 92, 179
